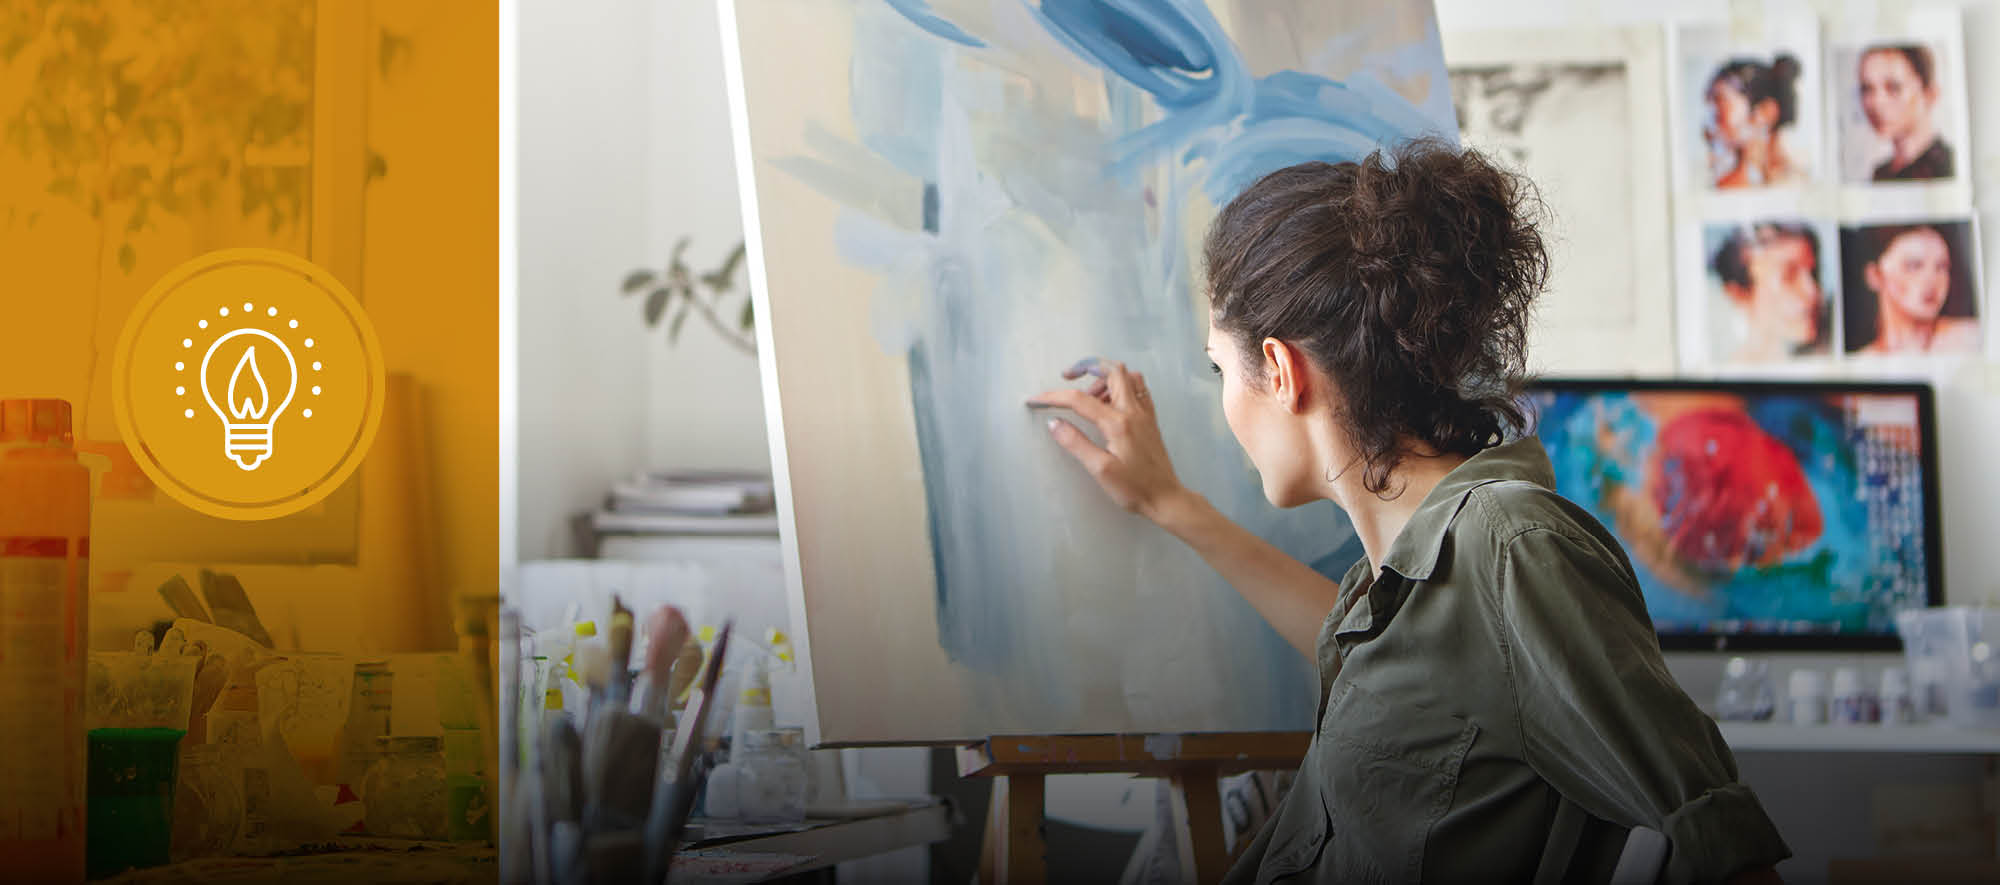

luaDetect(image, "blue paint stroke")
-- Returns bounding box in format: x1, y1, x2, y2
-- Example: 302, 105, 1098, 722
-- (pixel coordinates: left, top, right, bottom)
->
883, 0, 986, 47
886, 0, 1451, 202
1029, 0, 1452, 203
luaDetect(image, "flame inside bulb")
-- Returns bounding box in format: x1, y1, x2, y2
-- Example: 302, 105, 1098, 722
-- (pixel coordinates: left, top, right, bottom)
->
227, 346, 270, 420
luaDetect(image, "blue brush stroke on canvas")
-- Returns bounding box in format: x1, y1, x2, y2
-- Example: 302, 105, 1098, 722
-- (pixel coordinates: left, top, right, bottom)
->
781, 0, 1455, 732
881, 0, 987, 46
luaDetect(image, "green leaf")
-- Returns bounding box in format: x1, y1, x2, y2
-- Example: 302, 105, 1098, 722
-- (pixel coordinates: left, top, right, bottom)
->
719, 242, 746, 278
644, 288, 670, 327
738, 298, 754, 332
118, 243, 135, 274
621, 270, 656, 294
670, 236, 691, 264
669, 305, 690, 342
700, 242, 746, 295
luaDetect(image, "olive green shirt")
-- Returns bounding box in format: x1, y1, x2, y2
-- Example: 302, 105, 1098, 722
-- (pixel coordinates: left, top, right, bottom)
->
1224, 439, 1790, 884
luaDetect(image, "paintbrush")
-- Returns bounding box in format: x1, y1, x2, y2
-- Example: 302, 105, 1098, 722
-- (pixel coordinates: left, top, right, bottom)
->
642, 621, 732, 885
629, 606, 691, 721
541, 714, 584, 883
602, 600, 634, 711
580, 599, 656, 837
580, 707, 661, 836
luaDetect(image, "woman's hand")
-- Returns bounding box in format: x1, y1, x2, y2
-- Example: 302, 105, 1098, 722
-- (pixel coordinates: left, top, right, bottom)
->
1027, 357, 1189, 521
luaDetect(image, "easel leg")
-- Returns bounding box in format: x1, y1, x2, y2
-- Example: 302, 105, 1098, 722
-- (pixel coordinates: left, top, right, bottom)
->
979, 773, 1047, 884
1169, 765, 1227, 885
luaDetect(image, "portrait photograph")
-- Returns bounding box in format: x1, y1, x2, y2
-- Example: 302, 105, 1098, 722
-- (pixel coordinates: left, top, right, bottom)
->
1840, 219, 1981, 357
1700, 219, 1839, 364
1675, 20, 1824, 193
1832, 42, 1963, 184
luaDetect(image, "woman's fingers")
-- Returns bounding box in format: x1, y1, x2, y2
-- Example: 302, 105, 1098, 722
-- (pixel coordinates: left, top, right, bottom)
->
1103, 360, 1139, 407
1027, 387, 1117, 427
1045, 417, 1113, 476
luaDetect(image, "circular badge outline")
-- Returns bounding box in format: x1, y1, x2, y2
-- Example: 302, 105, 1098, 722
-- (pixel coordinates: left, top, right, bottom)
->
112, 248, 387, 521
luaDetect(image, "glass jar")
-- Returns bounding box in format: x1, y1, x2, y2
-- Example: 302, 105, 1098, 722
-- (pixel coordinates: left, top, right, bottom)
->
362, 736, 448, 840
736, 728, 807, 825
1715, 657, 1775, 722
170, 744, 244, 861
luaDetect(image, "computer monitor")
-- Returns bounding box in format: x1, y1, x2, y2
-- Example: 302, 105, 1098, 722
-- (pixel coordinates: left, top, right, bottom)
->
1526, 379, 1942, 650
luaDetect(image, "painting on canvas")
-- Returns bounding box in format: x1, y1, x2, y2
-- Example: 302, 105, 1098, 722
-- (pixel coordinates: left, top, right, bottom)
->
723, 0, 1455, 743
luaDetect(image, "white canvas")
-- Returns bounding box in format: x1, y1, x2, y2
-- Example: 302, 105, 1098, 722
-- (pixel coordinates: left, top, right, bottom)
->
720, 0, 1455, 743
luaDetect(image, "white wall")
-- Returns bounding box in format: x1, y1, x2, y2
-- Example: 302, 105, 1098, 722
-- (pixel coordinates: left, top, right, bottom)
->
643, 0, 771, 474
514, 0, 769, 561
516, 0, 657, 559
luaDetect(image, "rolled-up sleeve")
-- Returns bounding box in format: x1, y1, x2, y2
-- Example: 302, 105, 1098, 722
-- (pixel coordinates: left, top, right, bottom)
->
1496, 527, 1791, 883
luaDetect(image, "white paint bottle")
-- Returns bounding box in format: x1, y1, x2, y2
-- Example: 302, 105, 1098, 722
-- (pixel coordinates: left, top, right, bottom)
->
1788, 669, 1828, 725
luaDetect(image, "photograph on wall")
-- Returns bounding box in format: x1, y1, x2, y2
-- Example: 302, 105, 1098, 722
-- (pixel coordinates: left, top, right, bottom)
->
1444, 27, 1674, 375
1697, 218, 1840, 364
1530, 382, 1935, 641
1673, 18, 1824, 192
1831, 41, 1962, 184
1839, 218, 1982, 358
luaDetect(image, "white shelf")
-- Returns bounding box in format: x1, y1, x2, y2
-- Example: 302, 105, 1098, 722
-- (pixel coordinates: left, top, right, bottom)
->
1719, 721, 2000, 754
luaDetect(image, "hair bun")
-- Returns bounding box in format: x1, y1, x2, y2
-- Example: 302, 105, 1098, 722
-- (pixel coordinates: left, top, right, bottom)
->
1772, 54, 1801, 82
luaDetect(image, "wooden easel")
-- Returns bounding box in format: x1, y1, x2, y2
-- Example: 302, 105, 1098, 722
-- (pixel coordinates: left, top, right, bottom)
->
959, 733, 1309, 885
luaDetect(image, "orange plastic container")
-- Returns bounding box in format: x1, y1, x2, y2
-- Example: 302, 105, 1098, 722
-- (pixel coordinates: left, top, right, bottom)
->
0, 399, 91, 881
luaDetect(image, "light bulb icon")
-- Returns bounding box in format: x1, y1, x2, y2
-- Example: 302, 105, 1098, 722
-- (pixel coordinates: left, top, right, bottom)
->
199, 328, 298, 471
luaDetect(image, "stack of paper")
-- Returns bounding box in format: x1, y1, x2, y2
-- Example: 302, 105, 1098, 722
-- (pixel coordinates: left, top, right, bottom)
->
590, 470, 779, 537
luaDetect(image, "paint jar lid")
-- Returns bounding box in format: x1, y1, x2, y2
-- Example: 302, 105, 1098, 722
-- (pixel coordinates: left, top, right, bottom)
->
0, 398, 73, 447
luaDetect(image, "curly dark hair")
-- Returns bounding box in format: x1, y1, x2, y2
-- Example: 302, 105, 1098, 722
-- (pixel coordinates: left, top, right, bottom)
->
1202, 138, 1548, 497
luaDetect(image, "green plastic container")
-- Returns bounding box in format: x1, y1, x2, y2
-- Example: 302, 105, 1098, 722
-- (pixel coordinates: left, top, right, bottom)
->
86, 727, 185, 879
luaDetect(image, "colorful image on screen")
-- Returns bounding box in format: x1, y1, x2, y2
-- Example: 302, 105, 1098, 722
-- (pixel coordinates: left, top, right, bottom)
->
1529, 384, 1932, 639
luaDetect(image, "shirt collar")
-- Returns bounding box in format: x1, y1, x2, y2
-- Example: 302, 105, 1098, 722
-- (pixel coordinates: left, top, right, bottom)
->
1375, 437, 1557, 582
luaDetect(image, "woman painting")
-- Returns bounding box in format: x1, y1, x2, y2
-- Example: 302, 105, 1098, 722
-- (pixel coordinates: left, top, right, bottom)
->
1845, 223, 1979, 355
1028, 140, 1789, 882
1856, 45, 1953, 181
1703, 56, 1806, 189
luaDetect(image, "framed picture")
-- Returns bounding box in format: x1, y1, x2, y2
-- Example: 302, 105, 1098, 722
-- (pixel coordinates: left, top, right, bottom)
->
1443, 26, 1674, 375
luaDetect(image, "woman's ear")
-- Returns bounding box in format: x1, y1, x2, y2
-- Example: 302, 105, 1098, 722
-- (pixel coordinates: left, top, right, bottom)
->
1864, 261, 1886, 294
1261, 338, 1308, 414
